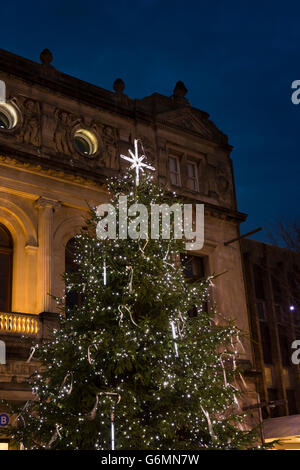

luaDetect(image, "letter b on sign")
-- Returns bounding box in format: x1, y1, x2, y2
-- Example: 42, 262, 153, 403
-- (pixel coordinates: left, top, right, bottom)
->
0, 414, 9, 427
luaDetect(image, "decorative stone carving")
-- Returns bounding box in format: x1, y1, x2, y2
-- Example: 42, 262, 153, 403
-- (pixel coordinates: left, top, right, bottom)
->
172, 81, 189, 106
35, 197, 61, 210
140, 136, 157, 167
102, 125, 119, 168
157, 108, 228, 145
216, 167, 231, 202
113, 78, 125, 95
203, 157, 231, 204
40, 48, 53, 66
17, 98, 41, 147
54, 108, 80, 156
113, 78, 130, 107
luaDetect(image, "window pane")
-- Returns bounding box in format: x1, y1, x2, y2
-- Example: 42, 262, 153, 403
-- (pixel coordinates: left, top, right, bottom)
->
169, 157, 177, 173
257, 301, 265, 320
272, 276, 282, 303
259, 322, 272, 364
187, 162, 198, 191
187, 162, 195, 178
193, 257, 205, 278
170, 172, 178, 186
279, 330, 290, 366
264, 366, 274, 388
169, 157, 180, 186
187, 178, 197, 191
253, 264, 265, 300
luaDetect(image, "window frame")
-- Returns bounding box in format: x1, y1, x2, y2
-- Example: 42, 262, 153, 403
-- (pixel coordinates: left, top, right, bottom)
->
168, 155, 181, 187
186, 160, 199, 192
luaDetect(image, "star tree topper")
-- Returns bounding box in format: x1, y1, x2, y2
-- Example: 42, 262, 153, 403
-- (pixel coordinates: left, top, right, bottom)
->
120, 139, 155, 185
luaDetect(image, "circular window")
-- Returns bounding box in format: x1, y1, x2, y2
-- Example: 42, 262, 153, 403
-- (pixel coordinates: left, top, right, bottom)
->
0, 103, 18, 130
74, 129, 98, 156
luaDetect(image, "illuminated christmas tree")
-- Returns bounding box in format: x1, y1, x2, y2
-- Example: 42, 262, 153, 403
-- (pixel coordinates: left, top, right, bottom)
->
4, 141, 259, 450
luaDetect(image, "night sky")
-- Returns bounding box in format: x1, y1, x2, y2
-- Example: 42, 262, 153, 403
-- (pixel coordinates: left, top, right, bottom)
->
1, 0, 299, 242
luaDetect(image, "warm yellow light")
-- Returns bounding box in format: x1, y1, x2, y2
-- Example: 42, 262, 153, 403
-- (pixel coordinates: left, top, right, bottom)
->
0, 313, 39, 335
0, 442, 9, 450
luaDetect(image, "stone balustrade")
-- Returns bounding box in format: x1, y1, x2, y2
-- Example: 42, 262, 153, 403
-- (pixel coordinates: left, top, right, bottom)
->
0, 312, 39, 335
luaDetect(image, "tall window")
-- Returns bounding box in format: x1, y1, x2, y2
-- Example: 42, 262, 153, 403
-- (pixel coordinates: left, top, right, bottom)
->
259, 321, 273, 364
180, 254, 208, 315
65, 238, 83, 311
0, 224, 12, 312
180, 254, 205, 280
279, 327, 290, 367
169, 156, 181, 186
186, 161, 198, 191
253, 264, 265, 300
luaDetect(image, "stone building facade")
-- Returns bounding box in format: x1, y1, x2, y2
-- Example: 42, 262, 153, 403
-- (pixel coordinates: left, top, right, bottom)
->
242, 239, 300, 448
0, 48, 258, 447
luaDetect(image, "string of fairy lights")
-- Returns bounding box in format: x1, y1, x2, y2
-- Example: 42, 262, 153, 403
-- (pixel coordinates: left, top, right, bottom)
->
7, 139, 259, 450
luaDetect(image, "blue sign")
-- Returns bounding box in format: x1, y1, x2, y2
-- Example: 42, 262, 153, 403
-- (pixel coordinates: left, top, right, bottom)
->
0, 414, 9, 427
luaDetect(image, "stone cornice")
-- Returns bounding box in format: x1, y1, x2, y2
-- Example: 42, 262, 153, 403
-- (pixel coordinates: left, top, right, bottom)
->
0, 48, 230, 150
0, 152, 246, 223
0, 151, 107, 190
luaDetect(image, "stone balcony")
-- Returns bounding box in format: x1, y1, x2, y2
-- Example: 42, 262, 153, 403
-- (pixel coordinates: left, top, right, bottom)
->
0, 311, 58, 403
0, 311, 58, 341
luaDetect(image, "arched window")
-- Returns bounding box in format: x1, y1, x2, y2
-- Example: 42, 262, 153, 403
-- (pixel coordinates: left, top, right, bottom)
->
0, 224, 13, 312
65, 238, 83, 311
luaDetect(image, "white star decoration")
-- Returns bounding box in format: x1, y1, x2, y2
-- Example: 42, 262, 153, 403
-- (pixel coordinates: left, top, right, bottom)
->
120, 139, 155, 185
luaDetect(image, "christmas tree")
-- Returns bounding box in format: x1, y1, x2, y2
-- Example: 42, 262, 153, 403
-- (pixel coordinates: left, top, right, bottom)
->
3, 141, 259, 450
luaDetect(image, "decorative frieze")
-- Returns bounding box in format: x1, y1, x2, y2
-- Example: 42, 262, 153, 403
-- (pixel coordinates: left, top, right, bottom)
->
16, 98, 41, 147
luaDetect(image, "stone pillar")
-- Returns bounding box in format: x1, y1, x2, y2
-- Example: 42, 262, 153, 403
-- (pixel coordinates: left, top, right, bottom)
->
35, 197, 60, 313
24, 244, 38, 314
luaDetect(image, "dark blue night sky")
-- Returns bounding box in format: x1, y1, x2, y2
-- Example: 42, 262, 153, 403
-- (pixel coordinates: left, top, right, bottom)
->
1, 0, 299, 242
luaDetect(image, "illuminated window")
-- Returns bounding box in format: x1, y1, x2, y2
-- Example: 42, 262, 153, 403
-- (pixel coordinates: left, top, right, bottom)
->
282, 368, 292, 389
186, 161, 198, 191
264, 365, 275, 388
0, 224, 13, 312
0, 441, 9, 450
0, 103, 18, 130
169, 156, 181, 186
74, 129, 98, 156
